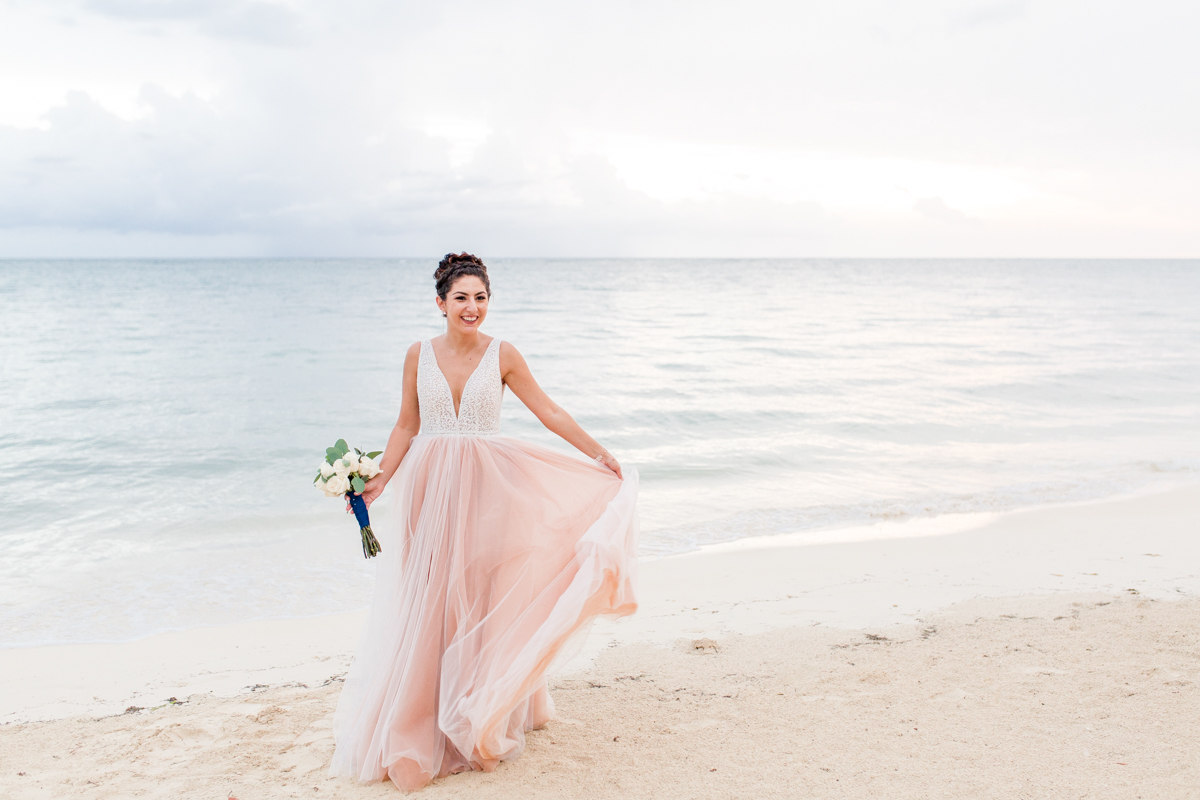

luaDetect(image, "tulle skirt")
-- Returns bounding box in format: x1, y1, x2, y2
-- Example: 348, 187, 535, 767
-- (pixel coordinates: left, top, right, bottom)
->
330, 434, 639, 791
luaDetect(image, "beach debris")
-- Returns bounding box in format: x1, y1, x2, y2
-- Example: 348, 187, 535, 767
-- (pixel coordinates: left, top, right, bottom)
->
247, 683, 269, 692
691, 638, 720, 654
130, 697, 188, 714
1144, 553, 1162, 557
864, 633, 889, 642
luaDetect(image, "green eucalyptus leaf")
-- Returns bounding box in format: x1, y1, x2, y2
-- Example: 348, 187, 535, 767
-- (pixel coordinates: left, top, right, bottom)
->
335, 439, 349, 455
325, 448, 340, 465
366, 451, 383, 459
351, 476, 365, 493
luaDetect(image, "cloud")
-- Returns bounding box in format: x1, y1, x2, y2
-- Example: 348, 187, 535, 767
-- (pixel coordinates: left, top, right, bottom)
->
951, 1, 1026, 29
0, 84, 837, 257
1, 88, 295, 234
83, 0, 308, 44
1, 0, 1199, 257
85, 0, 236, 20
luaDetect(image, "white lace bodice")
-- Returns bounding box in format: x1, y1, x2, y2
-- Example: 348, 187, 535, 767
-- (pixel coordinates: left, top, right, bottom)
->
417, 338, 503, 435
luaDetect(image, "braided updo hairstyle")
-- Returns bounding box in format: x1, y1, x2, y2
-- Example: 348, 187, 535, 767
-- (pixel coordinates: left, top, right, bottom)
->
434, 252, 491, 300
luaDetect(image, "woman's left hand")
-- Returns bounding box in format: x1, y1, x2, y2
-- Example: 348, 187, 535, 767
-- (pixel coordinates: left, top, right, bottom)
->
597, 452, 623, 480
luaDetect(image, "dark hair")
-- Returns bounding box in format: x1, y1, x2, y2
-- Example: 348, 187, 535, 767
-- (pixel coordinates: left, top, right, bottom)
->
434, 252, 491, 299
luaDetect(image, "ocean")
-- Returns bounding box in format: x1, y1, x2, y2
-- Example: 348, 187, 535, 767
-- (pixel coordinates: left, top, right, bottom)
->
2, 258, 1198, 647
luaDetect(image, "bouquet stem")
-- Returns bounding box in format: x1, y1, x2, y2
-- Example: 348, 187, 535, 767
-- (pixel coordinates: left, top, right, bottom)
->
359, 525, 381, 559
347, 492, 381, 559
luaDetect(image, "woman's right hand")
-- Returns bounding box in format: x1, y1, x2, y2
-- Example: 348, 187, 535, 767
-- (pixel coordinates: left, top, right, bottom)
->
596, 451, 623, 480
359, 476, 386, 509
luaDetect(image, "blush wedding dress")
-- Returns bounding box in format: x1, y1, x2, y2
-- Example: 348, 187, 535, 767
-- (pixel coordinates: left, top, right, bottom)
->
330, 337, 639, 790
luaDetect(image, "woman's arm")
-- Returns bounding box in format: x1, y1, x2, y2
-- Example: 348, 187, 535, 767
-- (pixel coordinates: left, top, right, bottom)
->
358, 342, 422, 508
500, 341, 623, 479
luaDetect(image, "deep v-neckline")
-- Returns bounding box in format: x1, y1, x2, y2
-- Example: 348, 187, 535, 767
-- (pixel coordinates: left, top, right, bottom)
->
429, 338, 493, 419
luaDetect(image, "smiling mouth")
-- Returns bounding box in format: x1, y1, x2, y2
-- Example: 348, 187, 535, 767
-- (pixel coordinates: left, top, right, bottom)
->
461, 315, 478, 324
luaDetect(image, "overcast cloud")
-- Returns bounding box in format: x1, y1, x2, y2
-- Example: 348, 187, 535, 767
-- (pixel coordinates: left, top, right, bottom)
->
1, 0, 1198, 257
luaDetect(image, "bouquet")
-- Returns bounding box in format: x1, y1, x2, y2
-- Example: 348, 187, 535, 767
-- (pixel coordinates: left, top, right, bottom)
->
315, 439, 383, 558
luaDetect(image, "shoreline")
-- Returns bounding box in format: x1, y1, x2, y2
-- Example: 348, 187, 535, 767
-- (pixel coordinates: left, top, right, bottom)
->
3, 482, 1198, 726
563, 480, 1200, 671
7, 475, 1195, 654
2, 482, 1198, 797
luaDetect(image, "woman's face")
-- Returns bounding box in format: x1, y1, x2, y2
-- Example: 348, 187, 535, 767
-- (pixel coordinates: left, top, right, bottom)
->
437, 275, 489, 334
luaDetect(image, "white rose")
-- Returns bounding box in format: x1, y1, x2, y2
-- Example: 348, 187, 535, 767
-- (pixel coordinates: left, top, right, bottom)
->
319, 461, 335, 479
358, 456, 380, 478
324, 474, 350, 496
333, 454, 355, 476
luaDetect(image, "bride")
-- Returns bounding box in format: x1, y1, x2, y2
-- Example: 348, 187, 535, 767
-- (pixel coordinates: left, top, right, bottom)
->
330, 253, 640, 791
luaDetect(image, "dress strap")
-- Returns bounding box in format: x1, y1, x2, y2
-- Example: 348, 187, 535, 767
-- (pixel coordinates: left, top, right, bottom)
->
417, 339, 432, 377
489, 338, 503, 382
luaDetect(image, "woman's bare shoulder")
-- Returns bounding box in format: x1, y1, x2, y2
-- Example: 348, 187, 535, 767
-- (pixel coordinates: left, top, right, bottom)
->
498, 340, 528, 373
499, 339, 525, 359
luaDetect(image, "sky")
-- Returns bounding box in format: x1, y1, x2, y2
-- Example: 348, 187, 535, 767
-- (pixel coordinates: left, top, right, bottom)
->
1, 0, 1198, 258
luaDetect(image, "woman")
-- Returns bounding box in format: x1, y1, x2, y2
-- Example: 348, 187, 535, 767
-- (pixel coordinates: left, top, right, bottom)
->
330, 253, 639, 791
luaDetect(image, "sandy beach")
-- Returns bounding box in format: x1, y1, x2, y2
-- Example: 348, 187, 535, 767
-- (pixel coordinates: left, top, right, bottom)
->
3, 484, 1198, 798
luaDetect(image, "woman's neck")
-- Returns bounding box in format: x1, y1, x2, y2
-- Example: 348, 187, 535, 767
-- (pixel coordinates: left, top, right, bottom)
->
443, 328, 482, 352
